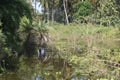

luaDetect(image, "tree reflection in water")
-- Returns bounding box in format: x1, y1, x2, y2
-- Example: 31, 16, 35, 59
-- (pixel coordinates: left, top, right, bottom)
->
36, 75, 41, 80
71, 77, 88, 80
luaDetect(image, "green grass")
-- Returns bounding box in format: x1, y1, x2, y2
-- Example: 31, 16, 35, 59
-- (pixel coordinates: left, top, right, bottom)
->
48, 23, 120, 79
48, 23, 119, 49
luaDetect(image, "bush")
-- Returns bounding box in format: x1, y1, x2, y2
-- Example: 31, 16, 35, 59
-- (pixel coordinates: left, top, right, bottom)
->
73, 0, 94, 19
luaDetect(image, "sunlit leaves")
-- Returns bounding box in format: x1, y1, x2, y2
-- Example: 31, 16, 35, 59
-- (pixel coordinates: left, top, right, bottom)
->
96, 0, 120, 26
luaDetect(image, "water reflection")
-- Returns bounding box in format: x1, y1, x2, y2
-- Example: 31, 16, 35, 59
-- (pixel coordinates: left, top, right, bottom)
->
71, 78, 76, 80
36, 75, 41, 80
71, 77, 88, 80
79, 77, 88, 80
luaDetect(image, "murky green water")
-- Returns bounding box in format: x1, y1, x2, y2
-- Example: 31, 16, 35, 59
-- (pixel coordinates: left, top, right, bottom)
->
0, 56, 65, 80
0, 56, 89, 80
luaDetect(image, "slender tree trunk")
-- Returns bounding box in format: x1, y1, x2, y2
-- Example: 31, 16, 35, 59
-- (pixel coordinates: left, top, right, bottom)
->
51, 0, 55, 23
63, 0, 69, 24
43, 0, 46, 22
35, 0, 37, 14
47, 0, 50, 23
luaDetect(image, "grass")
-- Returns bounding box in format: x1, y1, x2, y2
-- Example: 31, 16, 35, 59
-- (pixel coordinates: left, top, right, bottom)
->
47, 23, 120, 79
48, 23, 120, 49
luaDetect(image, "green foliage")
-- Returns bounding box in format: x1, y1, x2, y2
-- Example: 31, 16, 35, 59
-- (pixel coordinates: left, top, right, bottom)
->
32, 20, 48, 33
73, 0, 94, 19
18, 16, 48, 57
18, 16, 37, 57
0, 0, 34, 72
95, 0, 120, 26
97, 78, 114, 80
0, 0, 32, 51
0, 22, 120, 80
1, 0, 120, 78
0, 21, 2, 26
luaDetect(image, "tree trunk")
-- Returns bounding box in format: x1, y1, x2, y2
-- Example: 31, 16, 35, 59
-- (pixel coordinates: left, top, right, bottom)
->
43, 0, 46, 22
63, 0, 69, 24
35, 0, 37, 14
51, 0, 55, 23
47, 0, 50, 23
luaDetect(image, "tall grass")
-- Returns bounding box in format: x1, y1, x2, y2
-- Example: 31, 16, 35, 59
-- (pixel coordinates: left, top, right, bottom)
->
48, 23, 120, 79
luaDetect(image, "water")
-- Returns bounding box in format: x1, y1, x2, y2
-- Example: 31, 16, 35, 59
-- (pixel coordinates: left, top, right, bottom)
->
71, 77, 88, 80
0, 56, 72, 80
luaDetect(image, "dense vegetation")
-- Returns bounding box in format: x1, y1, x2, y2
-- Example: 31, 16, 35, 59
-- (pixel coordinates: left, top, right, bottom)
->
48, 23, 120, 79
0, 0, 120, 80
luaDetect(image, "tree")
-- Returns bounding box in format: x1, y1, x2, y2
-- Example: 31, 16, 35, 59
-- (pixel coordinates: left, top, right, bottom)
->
115, 0, 120, 18
63, 0, 69, 24
73, 0, 94, 23
0, 0, 32, 52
